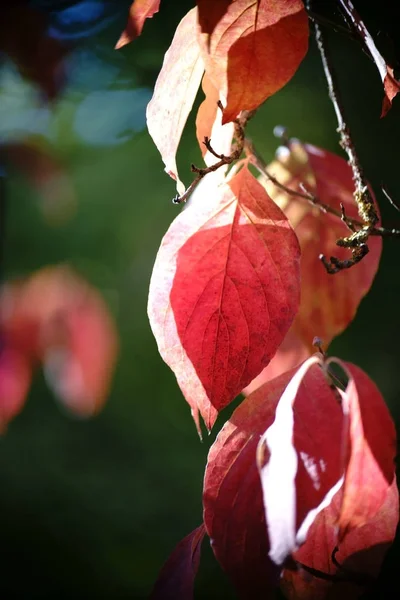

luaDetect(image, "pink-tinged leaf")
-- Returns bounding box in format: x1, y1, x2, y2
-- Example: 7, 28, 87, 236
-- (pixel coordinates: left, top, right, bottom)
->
197, 0, 309, 123
1, 267, 118, 419
0, 345, 32, 432
148, 165, 300, 433
115, 0, 160, 49
150, 525, 205, 599
195, 73, 234, 167
328, 360, 397, 539
146, 8, 204, 195
242, 328, 310, 395
203, 370, 296, 598
263, 141, 382, 350
282, 479, 399, 600
257, 356, 344, 565
257, 356, 397, 569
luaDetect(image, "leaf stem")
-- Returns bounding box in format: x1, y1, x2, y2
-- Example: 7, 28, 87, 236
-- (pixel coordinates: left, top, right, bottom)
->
172, 107, 254, 204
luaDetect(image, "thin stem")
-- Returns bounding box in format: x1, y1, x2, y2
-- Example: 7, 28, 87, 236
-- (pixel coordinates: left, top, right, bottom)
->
172, 107, 254, 204
244, 138, 400, 240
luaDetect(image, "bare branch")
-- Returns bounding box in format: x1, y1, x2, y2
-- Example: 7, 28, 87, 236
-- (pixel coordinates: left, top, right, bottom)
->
172, 107, 255, 205
244, 137, 400, 241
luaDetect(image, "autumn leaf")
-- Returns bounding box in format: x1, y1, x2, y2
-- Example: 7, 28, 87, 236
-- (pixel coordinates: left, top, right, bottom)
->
0, 267, 118, 420
282, 479, 399, 600
146, 8, 204, 195
242, 327, 310, 395
381, 66, 400, 117
257, 356, 396, 568
203, 370, 291, 598
195, 73, 234, 167
150, 525, 205, 599
148, 165, 300, 433
262, 141, 382, 350
197, 0, 309, 123
0, 344, 32, 433
116, 0, 160, 49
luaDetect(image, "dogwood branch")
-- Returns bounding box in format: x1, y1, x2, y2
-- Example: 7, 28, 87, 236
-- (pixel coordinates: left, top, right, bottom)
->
312, 16, 381, 273
172, 105, 254, 204
244, 138, 400, 240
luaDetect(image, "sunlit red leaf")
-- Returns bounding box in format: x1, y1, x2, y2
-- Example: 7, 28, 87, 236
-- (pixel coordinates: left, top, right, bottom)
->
197, 0, 309, 123
257, 356, 396, 569
116, 0, 161, 49
263, 141, 382, 350
146, 8, 204, 195
257, 356, 344, 566
148, 165, 300, 433
330, 360, 396, 539
150, 525, 205, 599
0, 344, 32, 432
381, 66, 400, 117
195, 73, 234, 167
282, 479, 399, 600
203, 370, 292, 598
242, 327, 309, 395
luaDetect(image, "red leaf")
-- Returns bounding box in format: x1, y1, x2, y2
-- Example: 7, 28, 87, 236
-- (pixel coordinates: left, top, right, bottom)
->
146, 8, 204, 195
257, 356, 396, 567
1, 267, 118, 419
203, 370, 293, 598
148, 165, 300, 433
150, 525, 205, 599
242, 328, 310, 395
195, 73, 234, 167
381, 65, 400, 117
0, 345, 32, 432
282, 479, 399, 600
262, 141, 382, 350
197, 0, 309, 123
116, 0, 161, 49
329, 360, 396, 539
257, 356, 344, 565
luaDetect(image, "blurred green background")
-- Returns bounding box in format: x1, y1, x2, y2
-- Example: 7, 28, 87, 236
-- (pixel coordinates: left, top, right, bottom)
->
1, 1, 400, 598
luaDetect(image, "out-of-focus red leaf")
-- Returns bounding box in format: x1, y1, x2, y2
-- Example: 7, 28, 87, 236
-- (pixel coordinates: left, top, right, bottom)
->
0, 345, 32, 432
203, 370, 294, 598
381, 66, 400, 117
330, 360, 396, 539
257, 356, 344, 566
146, 8, 204, 195
0, 267, 118, 419
282, 479, 399, 600
197, 0, 309, 123
1, 3, 67, 100
148, 165, 300, 433
150, 525, 205, 599
195, 73, 234, 167
262, 141, 382, 350
242, 328, 309, 395
116, 0, 161, 49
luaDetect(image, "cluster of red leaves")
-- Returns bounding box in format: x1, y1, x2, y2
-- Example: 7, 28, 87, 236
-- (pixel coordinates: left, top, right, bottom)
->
0, 266, 118, 431
117, 1, 399, 598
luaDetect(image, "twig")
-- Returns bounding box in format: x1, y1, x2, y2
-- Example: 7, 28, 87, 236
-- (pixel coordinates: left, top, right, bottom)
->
312, 16, 380, 273
244, 138, 400, 240
382, 183, 400, 213
172, 105, 254, 204
337, 0, 395, 89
